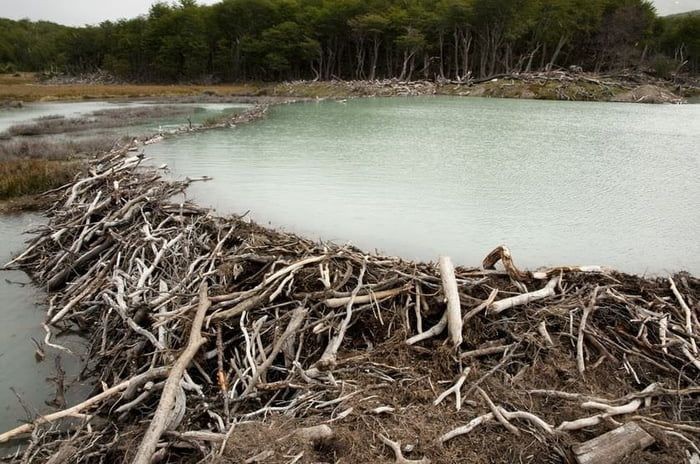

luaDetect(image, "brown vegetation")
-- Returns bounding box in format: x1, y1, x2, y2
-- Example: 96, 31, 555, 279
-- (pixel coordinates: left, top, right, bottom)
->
0, 136, 125, 160
1, 150, 697, 463
0, 159, 79, 200
0, 73, 262, 102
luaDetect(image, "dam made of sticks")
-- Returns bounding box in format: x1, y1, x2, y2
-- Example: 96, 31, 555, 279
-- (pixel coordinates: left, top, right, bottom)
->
1, 145, 699, 463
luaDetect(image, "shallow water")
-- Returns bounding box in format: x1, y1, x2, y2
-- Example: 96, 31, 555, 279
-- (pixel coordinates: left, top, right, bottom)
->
0, 101, 250, 137
0, 214, 87, 435
146, 96, 700, 274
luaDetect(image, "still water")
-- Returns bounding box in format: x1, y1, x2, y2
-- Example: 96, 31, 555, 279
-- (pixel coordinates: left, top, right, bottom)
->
146, 96, 700, 274
0, 100, 250, 134
0, 215, 87, 435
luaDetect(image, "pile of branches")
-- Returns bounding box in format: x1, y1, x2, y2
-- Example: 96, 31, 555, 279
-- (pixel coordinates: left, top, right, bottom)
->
38, 70, 123, 86
1, 148, 699, 463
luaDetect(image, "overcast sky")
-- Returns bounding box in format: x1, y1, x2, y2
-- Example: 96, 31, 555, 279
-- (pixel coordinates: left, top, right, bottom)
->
0, 0, 697, 26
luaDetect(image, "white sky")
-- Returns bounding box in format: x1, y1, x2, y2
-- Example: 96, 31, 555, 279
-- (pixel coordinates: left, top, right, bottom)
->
0, 0, 697, 26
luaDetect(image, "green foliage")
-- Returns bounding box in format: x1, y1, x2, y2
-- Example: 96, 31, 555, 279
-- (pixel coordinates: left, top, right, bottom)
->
0, 18, 72, 71
0, 0, 697, 81
658, 13, 700, 74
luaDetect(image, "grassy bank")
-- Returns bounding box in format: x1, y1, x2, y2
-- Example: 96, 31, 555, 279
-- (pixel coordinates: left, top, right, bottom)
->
0, 99, 205, 207
0, 159, 80, 211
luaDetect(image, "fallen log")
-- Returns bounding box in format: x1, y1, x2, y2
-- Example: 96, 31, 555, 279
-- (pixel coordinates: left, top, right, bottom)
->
488, 277, 560, 314
572, 422, 654, 464
439, 256, 463, 348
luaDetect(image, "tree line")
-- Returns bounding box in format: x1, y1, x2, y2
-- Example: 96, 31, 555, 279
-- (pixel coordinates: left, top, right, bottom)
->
1, 0, 698, 82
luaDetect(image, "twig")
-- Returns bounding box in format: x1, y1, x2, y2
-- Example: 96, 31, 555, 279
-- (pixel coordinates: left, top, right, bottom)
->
379, 434, 430, 464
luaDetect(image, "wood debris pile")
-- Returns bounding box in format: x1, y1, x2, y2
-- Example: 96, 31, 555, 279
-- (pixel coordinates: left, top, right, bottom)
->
1, 149, 698, 463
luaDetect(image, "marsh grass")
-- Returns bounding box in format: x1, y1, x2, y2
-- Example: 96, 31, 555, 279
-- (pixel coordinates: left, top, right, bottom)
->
5, 105, 203, 136
0, 103, 197, 202
0, 159, 80, 199
0, 134, 131, 202
0, 136, 125, 160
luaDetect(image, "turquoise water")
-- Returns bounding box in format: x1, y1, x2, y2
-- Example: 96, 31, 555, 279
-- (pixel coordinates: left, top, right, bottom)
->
146, 96, 700, 274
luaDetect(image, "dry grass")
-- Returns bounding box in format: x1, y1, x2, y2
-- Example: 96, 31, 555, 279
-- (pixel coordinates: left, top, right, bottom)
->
0, 158, 79, 200
0, 72, 36, 86
0, 136, 125, 160
0, 73, 264, 102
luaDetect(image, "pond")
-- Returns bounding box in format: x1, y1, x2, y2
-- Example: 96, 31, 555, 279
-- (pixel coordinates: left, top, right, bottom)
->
146, 96, 700, 275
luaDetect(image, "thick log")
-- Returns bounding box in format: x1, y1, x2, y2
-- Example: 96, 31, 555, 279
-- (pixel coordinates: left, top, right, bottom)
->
439, 256, 463, 347
572, 422, 654, 464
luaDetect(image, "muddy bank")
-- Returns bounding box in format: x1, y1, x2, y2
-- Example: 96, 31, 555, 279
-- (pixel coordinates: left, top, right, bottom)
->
1, 149, 698, 463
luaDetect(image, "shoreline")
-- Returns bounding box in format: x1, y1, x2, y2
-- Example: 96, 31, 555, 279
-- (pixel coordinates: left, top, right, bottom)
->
1, 71, 696, 105
0, 149, 698, 462
0, 73, 695, 210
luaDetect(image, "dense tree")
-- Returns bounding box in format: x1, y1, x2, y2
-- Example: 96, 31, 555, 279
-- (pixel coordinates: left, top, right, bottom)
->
658, 11, 700, 74
0, 18, 71, 72
0, 0, 697, 80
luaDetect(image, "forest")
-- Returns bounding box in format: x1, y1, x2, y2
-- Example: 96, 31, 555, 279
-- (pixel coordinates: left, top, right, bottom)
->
0, 0, 699, 82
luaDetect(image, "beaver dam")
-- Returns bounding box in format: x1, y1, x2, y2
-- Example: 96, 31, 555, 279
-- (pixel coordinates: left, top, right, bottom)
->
0, 145, 698, 464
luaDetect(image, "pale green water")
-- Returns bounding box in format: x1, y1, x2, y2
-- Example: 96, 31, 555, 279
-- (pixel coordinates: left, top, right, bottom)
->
0, 214, 87, 436
147, 96, 700, 274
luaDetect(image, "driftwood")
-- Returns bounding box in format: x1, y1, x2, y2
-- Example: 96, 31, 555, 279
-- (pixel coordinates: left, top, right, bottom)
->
439, 256, 463, 348
572, 422, 654, 464
132, 284, 211, 464
1, 149, 698, 463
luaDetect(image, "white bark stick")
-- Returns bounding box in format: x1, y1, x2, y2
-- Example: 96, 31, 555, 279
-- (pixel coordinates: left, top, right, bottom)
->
439, 256, 463, 347
434, 367, 471, 411
324, 286, 404, 308
489, 277, 560, 314
406, 312, 447, 345
379, 434, 430, 464
477, 388, 519, 435
440, 413, 495, 443
0, 368, 168, 443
